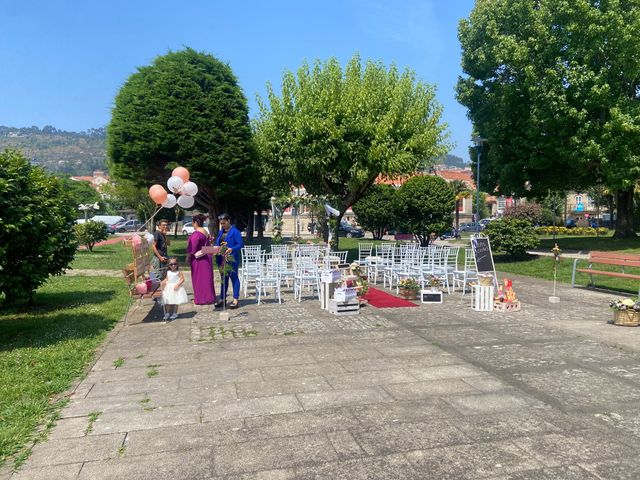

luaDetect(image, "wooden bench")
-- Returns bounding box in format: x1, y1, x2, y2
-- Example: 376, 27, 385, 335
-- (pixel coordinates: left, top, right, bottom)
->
571, 251, 640, 295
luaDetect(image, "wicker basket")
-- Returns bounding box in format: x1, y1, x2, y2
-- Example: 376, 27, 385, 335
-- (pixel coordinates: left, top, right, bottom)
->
399, 288, 419, 300
478, 273, 494, 286
613, 310, 640, 327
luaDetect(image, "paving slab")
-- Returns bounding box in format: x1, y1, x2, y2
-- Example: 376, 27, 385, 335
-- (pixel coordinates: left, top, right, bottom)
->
8, 273, 640, 478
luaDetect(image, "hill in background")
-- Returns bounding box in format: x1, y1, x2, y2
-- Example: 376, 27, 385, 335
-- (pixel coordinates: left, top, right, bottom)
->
440, 154, 467, 168
0, 125, 106, 176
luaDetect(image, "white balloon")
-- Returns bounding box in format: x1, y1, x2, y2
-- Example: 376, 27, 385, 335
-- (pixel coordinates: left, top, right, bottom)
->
181, 181, 198, 196
167, 176, 184, 193
177, 194, 195, 208
145, 232, 154, 244
162, 194, 177, 209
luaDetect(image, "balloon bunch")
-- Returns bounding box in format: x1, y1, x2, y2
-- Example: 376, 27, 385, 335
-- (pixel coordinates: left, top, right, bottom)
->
148, 167, 198, 209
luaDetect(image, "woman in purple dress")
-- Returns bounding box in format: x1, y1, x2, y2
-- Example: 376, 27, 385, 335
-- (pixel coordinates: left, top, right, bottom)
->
187, 214, 216, 305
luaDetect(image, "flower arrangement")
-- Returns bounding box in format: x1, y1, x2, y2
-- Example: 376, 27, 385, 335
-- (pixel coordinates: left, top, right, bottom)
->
425, 275, 442, 289
345, 263, 369, 296
609, 298, 640, 312
216, 241, 236, 276
398, 278, 421, 292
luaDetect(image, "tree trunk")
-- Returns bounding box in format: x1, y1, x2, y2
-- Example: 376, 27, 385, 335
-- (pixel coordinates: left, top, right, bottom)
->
455, 200, 460, 231
244, 210, 254, 241
257, 210, 264, 238
613, 188, 636, 238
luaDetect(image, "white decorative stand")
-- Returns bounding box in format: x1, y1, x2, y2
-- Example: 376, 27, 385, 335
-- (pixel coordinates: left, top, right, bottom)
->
320, 269, 341, 310
420, 289, 443, 304
471, 285, 494, 311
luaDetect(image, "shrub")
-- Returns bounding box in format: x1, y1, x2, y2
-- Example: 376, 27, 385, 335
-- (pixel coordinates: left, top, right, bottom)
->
484, 218, 539, 258
74, 221, 108, 252
0, 150, 78, 305
534, 226, 609, 236
503, 202, 544, 225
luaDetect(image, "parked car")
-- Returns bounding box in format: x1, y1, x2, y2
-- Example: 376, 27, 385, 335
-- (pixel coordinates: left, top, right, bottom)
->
459, 222, 484, 233
479, 218, 492, 226
338, 221, 364, 238
565, 219, 576, 228
113, 220, 143, 233
439, 229, 461, 240
181, 222, 209, 235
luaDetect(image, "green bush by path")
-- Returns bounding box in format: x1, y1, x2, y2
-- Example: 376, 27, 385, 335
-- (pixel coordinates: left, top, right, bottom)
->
0, 276, 130, 468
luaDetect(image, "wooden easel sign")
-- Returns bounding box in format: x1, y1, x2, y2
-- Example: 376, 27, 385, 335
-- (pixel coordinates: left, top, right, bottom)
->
471, 235, 498, 288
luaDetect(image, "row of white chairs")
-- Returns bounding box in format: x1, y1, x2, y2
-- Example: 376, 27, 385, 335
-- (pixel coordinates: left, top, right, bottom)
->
358, 243, 479, 295
238, 245, 350, 303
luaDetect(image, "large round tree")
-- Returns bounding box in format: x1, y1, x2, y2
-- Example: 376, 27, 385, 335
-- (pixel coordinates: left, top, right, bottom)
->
394, 175, 455, 246
457, 0, 640, 237
107, 48, 261, 226
254, 54, 450, 247
0, 150, 78, 305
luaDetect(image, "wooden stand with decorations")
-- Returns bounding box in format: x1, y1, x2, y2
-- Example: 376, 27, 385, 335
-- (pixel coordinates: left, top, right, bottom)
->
122, 235, 161, 324
494, 278, 521, 312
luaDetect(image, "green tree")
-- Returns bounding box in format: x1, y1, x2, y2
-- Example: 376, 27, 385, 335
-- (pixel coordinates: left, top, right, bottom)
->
449, 179, 471, 231
107, 48, 261, 230
0, 150, 78, 305
57, 177, 102, 216
394, 175, 455, 246
484, 218, 539, 258
352, 184, 397, 240
74, 221, 108, 252
255, 54, 450, 247
457, 0, 640, 238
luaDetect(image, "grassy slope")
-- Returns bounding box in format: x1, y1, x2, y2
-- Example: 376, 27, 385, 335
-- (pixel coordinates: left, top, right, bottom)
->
0, 276, 130, 467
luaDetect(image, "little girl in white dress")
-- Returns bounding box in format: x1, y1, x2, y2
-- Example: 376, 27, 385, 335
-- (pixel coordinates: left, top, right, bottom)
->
161, 257, 188, 321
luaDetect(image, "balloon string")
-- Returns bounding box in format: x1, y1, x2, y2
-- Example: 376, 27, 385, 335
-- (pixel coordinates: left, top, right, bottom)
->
135, 205, 163, 233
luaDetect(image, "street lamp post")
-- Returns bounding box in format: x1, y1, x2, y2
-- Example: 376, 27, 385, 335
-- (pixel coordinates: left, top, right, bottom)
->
472, 137, 487, 223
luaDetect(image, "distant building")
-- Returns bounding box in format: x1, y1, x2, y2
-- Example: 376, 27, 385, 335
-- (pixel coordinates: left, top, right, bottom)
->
70, 170, 110, 193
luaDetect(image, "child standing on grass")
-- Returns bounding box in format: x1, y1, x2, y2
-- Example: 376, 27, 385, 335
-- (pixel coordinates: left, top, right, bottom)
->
161, 257, 188, 321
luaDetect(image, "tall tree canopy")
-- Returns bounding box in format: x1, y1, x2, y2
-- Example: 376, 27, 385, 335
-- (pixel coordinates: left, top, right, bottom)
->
107, 48, 261, 224
254, 54, 450, 244
457, 0, 640, 237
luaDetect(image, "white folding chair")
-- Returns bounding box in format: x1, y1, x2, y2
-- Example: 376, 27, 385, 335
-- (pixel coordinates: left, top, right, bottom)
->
452, 247, 478, 295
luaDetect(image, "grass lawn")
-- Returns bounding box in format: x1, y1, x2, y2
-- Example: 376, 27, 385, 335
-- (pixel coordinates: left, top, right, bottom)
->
538, 235, 640, 253
0, 276, 130, 468
71, 236, 189, 270
496, 235, 640, 295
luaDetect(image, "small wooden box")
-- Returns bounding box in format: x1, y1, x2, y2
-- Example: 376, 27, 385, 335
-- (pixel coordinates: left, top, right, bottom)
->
328, 299, 360, 316
420, 289, 443, 304
493, 300, 521, 312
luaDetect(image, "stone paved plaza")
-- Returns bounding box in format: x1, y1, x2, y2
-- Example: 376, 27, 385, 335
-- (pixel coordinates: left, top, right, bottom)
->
7, 274, 640, 479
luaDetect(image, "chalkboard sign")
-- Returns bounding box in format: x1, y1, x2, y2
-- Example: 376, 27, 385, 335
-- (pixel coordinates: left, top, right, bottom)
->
471, 236, 497, 286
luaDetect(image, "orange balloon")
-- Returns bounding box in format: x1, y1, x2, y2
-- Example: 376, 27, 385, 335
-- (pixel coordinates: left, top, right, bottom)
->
148, 184, 168, 205
172, 166, 190, 183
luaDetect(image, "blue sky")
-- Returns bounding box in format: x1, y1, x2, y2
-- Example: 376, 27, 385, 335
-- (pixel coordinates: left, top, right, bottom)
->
0, 0, 476, 160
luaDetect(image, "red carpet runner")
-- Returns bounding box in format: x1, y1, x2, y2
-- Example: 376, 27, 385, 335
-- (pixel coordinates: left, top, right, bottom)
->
362, 286, 418, 308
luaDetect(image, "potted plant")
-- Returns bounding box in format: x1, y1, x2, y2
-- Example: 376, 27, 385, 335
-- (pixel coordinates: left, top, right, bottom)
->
398, 278, 420, 300
609, 298, 640, 327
